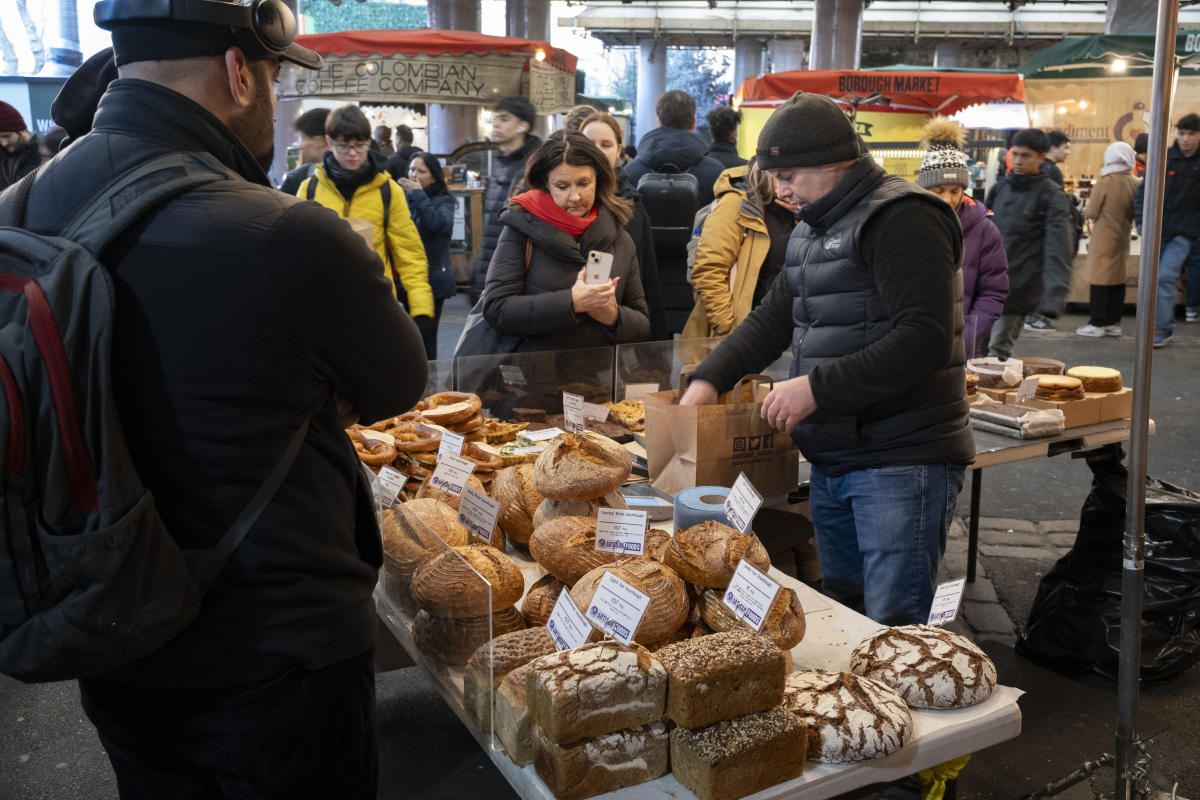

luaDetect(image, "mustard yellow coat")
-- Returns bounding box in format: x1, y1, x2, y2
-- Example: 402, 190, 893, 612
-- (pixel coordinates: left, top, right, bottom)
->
298, 165, 434, 317
681, 166, 771, 340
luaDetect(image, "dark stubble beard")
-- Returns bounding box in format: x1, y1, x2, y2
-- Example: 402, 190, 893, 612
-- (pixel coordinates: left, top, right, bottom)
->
227, 60, 276, 171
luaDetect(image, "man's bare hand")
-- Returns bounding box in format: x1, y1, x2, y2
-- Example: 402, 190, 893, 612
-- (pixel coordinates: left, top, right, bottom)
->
679, 379, 719, 406
760, 376, 817, 433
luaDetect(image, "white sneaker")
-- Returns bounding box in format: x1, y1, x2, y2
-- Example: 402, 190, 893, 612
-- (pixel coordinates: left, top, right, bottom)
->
1102, 325, 1123, 337
1186, 308, 1198, 322
1075, 324, 1105, 337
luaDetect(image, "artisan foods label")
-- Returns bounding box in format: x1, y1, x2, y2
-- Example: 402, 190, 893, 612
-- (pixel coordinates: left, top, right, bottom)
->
438, 430, 465, 460
562, 392, 586, 433
458, 486, 500, 543
927, 578, 967, 626
375, 466, 408, 507
585, 571, 650, 646
523, 427, 565, 442
723, 559, 780, 632
547, 588, 592, 651
724, 472, 764, 534
594, 508, 647, 556
428, 452, 475, 497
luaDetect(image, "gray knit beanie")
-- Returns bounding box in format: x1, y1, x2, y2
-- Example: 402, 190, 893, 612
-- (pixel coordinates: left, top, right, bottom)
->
917, 116, 970, 189
756, 92, 863, 169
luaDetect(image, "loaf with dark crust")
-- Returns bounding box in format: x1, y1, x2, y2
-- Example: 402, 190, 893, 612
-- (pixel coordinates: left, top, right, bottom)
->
410, 544, 524, 618
654, 629, 786, 728
533, 722, 669, 800
662, 520, 771, 588
569, 558, 690, 645
849, 624, 997, 709
533, 431, 632, 501
697, 586, 806, 650
521, 573, 566, 626
493, 464, 543, 546
670, 707, 806, 800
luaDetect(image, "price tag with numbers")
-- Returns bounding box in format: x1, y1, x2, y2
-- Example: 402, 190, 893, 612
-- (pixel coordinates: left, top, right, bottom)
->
547, 588, 592, 651
585, 571, 650, 646
927, 578, 967, 626
594, 508, 647, 556
458, 486, 501, 543
438, 430, 465, 461
722, 559, 781, 632
562, 392, 586, 433
724, 472, 764, 534
375, 466, 408, 508
428, 452, 475, 497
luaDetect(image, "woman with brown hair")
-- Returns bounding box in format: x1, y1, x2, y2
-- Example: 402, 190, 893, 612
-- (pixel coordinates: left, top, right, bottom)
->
481, 133, 650, 352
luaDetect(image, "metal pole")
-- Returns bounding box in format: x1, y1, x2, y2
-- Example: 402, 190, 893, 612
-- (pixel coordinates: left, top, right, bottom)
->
1115, 0, 1178, 794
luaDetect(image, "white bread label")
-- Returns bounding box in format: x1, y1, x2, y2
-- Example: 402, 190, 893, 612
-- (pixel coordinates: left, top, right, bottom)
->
547, 587, 592, 651
723, 559, 781, 632
582, 401, 610, 422
927, 578, 967, 626
1016, 377, 1039, 402
375, 466, 408, 508
563, 392, 586, 433
499, 364, 527, 387
524, 427, 565, 442
724, 472, 764, 534
458, 486, 500, 543
429, 452, 475, 497
512, 444, 548, 455
438, 430, 465, 461
585, 571, 650, 646
595, 508, 648, 556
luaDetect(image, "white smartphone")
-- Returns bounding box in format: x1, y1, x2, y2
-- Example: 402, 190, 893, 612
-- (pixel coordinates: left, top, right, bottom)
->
585, 250, 614, 285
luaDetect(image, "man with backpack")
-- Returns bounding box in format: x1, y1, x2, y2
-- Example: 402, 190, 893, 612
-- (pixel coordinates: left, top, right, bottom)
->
277, 105, 329, 195
624, 90, 725, 207
6, 2, 426, 796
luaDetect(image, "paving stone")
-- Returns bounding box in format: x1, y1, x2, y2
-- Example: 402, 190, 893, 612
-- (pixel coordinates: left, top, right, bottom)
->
977, 517, 1038, 533
940, 552, 987, 579
948, 517, 968, 540
963, 578, 999, 603
978, 544, 1062, 561
962, 601, 1015, 634
945, 539, 968, 555
1038, 519, 1080, 534
978, 529, 1049, 548
1047, 532, 1077, 548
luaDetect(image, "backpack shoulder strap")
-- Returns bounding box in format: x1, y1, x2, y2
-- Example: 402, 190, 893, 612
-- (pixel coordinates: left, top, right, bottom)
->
305, 173, 317, 200
380, 180, 391, 237
0, 168, 40, 228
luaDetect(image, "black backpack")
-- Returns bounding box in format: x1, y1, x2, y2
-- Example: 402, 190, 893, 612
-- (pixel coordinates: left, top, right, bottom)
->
637, 165, 701, 335
0, 152, 319, 682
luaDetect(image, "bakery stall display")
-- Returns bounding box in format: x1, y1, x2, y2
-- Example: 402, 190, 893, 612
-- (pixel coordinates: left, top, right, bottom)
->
463, 626, 556, 730
781, 669, 912, 763
1034, 375, 1085, 402
849, 624, 998, 709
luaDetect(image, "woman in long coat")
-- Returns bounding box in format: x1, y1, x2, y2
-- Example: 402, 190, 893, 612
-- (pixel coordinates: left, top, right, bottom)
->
1076, 142, 1139, 337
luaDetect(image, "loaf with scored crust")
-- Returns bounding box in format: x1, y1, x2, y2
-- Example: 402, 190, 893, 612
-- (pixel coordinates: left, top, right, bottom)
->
533, 722, 669, 800
663, 520, 771, 588
849, 624, 997, 709
698, 586, 806, 650
533, 431, 632, 501
670, 707, 806, 800
782, 669, 912, 762
412, 605, 526, 666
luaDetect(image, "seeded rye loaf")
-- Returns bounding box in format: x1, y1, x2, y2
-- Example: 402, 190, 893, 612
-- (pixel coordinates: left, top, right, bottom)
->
654, 629, 786, 728
850, 624, 997, 709
782, 669, 912, 762
670, 707, 807, 800
495, 663, 536, 765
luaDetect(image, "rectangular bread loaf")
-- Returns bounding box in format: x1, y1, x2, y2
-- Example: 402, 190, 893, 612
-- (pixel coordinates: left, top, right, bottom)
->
495, 663, 535, 765
463, 626, 555, 730
533, 722, 669, 800
654, 629, 785, 728
526, 642, 666, 745
670, 707, 807, 800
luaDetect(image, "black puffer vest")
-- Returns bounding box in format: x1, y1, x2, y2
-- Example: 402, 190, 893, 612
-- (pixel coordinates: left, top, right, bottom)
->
786, 168, 973, 472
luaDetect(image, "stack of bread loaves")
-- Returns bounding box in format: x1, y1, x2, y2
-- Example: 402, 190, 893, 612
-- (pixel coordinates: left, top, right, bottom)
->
656, 629, 806, 800
529, 431, 633, 529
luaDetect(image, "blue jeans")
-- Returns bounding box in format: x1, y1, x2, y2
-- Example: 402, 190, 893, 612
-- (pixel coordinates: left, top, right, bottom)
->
809, 463, 965, 626
1156, 235, 1192, 333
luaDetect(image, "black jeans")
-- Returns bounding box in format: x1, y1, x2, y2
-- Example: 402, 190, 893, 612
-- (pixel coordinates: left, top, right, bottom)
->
79, 651, 377, 800
1088, 283, 1125, 327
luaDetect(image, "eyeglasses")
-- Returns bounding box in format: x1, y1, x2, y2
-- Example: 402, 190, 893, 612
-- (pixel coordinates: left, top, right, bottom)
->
331, 140, 370, 154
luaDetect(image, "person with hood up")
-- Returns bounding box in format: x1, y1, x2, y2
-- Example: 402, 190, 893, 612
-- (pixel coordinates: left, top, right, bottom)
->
482, 133, 650, 352
398, 152, 458, 358
297, 104, 436, 351
681, 160, 797, 340
579, 110, 668, 340
1075, 142, 1138, 337
916, 117, 1009, 358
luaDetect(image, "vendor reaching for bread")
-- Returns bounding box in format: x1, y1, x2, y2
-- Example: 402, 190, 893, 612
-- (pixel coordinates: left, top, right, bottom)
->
679, 93, 974, 628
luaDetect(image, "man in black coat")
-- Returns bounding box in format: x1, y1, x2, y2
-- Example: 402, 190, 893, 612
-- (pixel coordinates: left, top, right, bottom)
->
706, 105, 747, 170
22, 7, 425, 797
385, 123, 423, 182
0, 101, 47, 189
278, 105, 328, 195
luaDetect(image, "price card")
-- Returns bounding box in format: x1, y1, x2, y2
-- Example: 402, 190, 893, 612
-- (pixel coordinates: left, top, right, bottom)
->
523, 427, 565, 442
624, 383, 659, 402
585, 571, 650, 646
499, 364, 527, 387
438, 429, 465, 460
594, 508, 648, 556
375, 466, 408, 508
458, 486, 501, 543
582, 401, 610, 422
428, 452, 475, 497
547, 588, 592, 651
722, 559, 781, 632
724, 472, 764, 534
927, 578, 967, 626
562, 392, 586, 433
1016, 377, 1039, 403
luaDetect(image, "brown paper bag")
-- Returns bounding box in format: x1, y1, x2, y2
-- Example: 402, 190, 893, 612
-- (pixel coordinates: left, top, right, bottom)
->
644, 374, 800, 497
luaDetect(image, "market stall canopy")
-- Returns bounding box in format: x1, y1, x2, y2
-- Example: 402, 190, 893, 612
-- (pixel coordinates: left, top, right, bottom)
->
277, 29, 577, 114
1019, 31, 1200, 78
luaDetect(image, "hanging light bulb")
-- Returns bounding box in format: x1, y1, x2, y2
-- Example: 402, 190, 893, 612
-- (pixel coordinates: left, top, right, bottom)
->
1112, 58, 1128, 73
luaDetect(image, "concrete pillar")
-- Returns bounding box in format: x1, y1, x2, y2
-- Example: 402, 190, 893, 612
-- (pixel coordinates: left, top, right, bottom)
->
810, 0, 864, 71
506, 0, 551, 42
1105, 0, 1158, 33
934, 41, 962, 69
733, 38, 766, 95
428, 0, 482, 156
635, 39, 667, 146
767, 39, 807, 73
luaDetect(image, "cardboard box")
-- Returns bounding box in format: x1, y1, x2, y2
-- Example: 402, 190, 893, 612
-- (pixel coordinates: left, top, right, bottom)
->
1094, 387, 1133, 422
977, 386, 1014, 402
1020, 395, 1102, 428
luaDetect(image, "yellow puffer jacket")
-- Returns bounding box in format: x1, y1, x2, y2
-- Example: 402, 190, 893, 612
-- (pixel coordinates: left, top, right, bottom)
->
298, 164, 434, 318
681, 165, 770, 340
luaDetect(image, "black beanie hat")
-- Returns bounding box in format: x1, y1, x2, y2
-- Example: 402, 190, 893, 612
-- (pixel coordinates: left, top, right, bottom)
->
756, 92, 863, 169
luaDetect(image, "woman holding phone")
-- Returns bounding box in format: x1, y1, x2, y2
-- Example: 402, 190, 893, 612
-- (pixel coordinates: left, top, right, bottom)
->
482, 132, 650, 352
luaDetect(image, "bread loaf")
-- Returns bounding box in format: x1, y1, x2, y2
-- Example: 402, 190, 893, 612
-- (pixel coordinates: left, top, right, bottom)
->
654, 629, 785, 728
528, 516, 616, 586
643, 528, 673, 562
569, 559, 689, 645
782, 669, 912, 762
530, 491, 628, 531
493, 464, 544, 546
670, 708, 806, 800
526, 642, 667, 745
698, 586, 806, 650
410, 544, 524, 618
411, 605, 526, 666
463, 625, 556, 729
521, 573, 566, 627
379, 501, 469, 593
534, 432, 631, 501
533, 722, 669, 800
849, 624, 997, 709
1066, 365, 1122, 393
495, 663, 536, 765
663, 521, 771, 588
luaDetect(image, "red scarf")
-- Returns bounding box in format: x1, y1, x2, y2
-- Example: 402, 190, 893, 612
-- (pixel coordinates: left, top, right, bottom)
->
511, 189, 599, 237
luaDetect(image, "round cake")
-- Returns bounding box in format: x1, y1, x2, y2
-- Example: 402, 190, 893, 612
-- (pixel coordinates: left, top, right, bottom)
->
1065, 365, 1122, 393
1034, 374, 1084, 402
781, 670, 912, 763
849, 624, 998, 709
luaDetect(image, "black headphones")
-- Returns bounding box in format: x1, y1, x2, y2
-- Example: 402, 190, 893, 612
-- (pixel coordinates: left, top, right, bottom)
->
94, 0, 322, 69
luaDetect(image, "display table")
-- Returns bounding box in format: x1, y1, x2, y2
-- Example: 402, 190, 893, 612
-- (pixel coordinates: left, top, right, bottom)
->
375, 548, 1022, 800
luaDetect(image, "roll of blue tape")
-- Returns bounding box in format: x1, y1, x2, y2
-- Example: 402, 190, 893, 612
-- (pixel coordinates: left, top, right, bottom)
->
674, 486, 731, 530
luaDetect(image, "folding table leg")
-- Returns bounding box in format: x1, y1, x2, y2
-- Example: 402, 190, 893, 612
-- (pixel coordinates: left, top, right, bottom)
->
967, 469, 982, 584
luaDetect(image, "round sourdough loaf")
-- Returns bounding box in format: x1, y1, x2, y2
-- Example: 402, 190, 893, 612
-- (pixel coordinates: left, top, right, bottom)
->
412, 605, 527, 665
380, 501, 469, 581
411, 544, 525, 618
1066, 365, 1122, 393
698, 586, 806, 650
530, 491, 627, 531
416, 474, 487, 511
849, 624, 997, 709
521, 574, 566, 626
528, 516, 617, 586
493, 464, 544, 546
782, 670, 912, 762
663, 521, 771, 588
569, 558, 689, 645
533, 431, 631, 501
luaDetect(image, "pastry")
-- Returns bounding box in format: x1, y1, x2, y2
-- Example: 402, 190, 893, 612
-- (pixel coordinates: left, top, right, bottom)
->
1034, 374, 1085, 402
410, 544, 524, 618
481, 418, 529, 444
663, 520, 771, 588
463, 626, 556, 729
654, 629, 786, 728
570, 558, 690, 645
697, 586, 806, 651
1066, 365, 1122, 393
492, 464, 543, 546
521, 573, 566, 627
670, 707, 806, 800
416, 391, 482, 426
533, 722, 669, 800
534, 432, 632, 501
348, 428, 396, 468
603, 399, 646, 432
411, 605, 526, 666
849, 624, 997, 709
782, 669, 912, 763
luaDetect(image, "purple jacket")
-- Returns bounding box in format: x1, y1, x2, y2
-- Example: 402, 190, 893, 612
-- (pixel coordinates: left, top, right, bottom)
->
958, 196, 1009, 358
